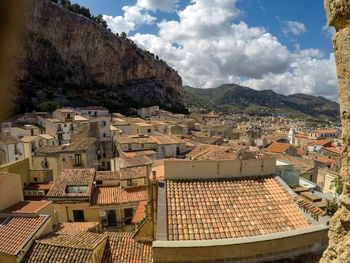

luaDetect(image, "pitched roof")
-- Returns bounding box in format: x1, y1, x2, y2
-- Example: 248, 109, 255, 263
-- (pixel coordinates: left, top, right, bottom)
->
120, 166, 148, 180
310, 139, 333, 147
20, 136, 37, 143
47, 169, 95, 199
186, 144, 237, 161
166, 176, 310, 241
0, 201, 51, 214
102, 232, 152, 263
38, 134, 55, 140
0, 215, 49, 256
120, 156, 152, 168
95, 171, 120, 181
92, 186, 147, 205
265, 142, 291, 153
79, 106, 108, 111
132, 201, 147, 223
323, 147, 342, 155
54, 222, 100, 234
150, 135, 185, 145
24, 232, 107, 263
24, 182, 54, 191
0, 136, 22, 145
311, 129, 337, 133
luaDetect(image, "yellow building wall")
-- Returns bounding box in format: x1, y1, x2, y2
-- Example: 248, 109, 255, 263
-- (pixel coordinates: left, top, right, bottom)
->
121, 177, 146, 188
0, 254, 16, 263
0, 158, 30, 187
164, 158, 276, 180
0, 173, 23, 210
153, 227, 328, 262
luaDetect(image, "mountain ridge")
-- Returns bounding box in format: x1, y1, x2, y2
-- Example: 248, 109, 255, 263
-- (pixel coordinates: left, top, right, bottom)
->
14, 0, 185, 114
184, 84, 340, 120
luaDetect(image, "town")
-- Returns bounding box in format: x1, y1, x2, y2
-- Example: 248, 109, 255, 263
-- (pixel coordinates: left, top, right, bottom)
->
0, 105, 342, 262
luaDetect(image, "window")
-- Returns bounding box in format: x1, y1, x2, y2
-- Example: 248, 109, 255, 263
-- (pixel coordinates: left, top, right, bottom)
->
70, 124, 74, 131
34, 177, 37, 182
127, 179, 132, 186
65, 185, 88, 193
88, 111, 91, 115
103, 133, 106, 138
101, 121, 106, 127
14, 144, 18, 155
74, 154, 82, 166
124, 208, 133, 225
103, 153, 106, 158
147, 129, 151, 133
73, 210, 85, 222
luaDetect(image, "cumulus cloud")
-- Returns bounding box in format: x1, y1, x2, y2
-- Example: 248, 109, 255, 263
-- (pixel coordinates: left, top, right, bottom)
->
105, 0, 338, 101
282, 20, 307, 36
241, 53, 338, 100
322, 23, 336, 38
137, 0, 179, 12
103, 5, 155, 34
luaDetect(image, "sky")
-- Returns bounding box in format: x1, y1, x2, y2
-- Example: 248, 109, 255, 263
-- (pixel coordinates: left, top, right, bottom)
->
71, 0, 338, 101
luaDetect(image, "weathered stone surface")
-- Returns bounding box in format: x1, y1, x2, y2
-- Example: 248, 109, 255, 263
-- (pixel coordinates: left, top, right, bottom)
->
14, 0, 184, 112
325, 0, 350, 30
322, 1, 350, 262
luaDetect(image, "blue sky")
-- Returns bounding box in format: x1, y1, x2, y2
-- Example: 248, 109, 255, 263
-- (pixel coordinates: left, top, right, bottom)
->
71, 0, 337, 100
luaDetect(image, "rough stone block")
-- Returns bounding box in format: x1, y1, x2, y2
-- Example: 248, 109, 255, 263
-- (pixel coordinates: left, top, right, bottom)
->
325, 0, 350, 30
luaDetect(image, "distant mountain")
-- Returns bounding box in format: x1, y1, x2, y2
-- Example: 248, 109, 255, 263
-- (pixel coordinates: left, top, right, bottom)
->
184, 84, 340, 120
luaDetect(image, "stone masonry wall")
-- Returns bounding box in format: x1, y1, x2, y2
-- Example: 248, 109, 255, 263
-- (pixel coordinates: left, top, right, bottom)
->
321, 1, 350, 262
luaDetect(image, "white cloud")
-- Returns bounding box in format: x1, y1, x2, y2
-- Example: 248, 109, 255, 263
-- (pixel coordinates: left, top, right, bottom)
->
105, 0, 338, 101
241, 53, 338, 100
137, 0, 179, 12
103, 5, 156, 34
322, 23, 336, 38
283, 20, 307, 36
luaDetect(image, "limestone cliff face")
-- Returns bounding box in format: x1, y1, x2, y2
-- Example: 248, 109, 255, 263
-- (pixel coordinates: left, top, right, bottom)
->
15, 0, 184, 112
321, 0, 350, 262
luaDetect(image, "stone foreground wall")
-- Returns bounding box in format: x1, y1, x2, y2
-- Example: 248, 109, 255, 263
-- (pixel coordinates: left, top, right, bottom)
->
321, 1, 350, 262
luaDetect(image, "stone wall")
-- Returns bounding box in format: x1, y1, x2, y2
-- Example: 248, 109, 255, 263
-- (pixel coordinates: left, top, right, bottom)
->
321, 0, 350, 262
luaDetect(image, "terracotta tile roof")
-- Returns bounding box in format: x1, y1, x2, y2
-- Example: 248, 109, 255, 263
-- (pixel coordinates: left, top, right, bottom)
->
311, 129, 337, 134
323, 147, 342, 155
20, 136, 37, 143
310, 139, 333, 147
132, 201, 147, 223
38, 232, 106, 249
150, 135, 185, 145
54, 222, 100, 234
122, 150, 157, 157
186, 144, 237, 161
102, 232, 152, 263
265, 142, 291, 154
0, 201, 51, 214
120, 156, 152, 168
166, 176, 310, 241
74, 115, 89, 121
134, 122, 153, 127
114, 134, 157, 144
0, 215, 48, 256
120, 166, 148, 180
24, 232, 107, 263
152, 160, 165, 180
297, 149, 306, 156
38, 133, 55, 140
92, 186, 147, 205
316, 156, 335, 166
24, 242, 93, 263
95, 171, 120, 181
0, 136, 22, 145
0, 172, 8, 183
24, 182, 54, 191
295, 134, 309, 139
47, 169, 95, 198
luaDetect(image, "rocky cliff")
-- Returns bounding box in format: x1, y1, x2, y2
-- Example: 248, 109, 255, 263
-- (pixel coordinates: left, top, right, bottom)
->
14, 0, 184, 113
321, 0, 350, 262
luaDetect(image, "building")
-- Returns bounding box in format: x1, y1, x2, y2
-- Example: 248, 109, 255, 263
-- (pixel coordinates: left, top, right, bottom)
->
264, 142, 297, 156
309, 129, 339, 139
147, 159, 329, 262
138, 106, 160, 118
0, 136, 24, 165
